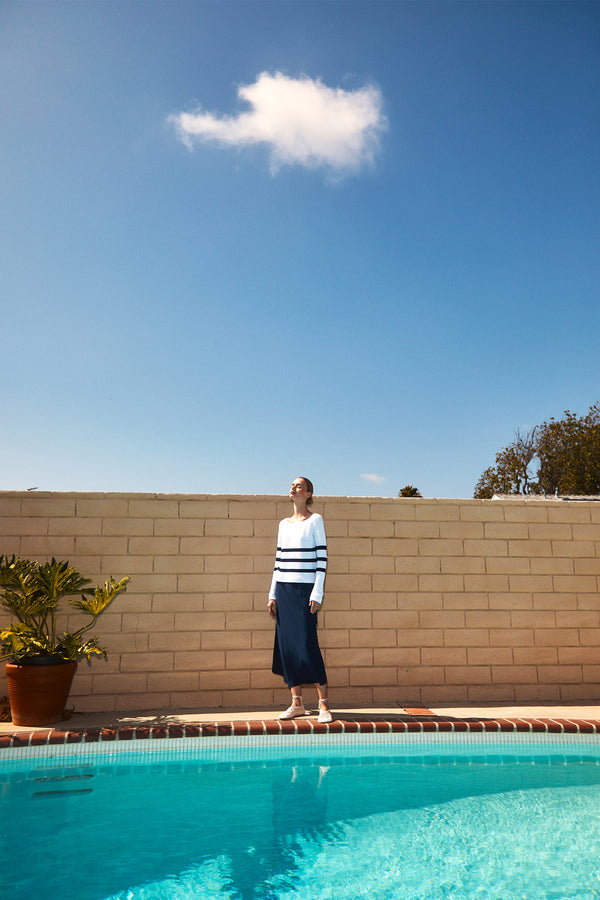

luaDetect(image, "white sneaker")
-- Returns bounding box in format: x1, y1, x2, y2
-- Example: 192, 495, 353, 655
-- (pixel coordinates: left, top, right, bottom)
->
317, 700, 333, 724
279, 699, 305, 720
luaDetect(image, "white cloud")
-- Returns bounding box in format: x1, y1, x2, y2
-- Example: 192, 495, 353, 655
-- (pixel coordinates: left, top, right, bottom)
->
361, 473, 387, 484
169, 71, 386, 175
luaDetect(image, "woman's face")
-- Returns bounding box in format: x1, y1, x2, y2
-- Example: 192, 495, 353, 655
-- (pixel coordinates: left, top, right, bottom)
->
289, 478, 311, 503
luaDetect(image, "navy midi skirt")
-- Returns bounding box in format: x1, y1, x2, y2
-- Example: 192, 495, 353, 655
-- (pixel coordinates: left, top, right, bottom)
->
272, 582, 327, 688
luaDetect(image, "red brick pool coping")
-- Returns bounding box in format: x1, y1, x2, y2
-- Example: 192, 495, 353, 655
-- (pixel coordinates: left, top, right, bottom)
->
2, 708, 600, 749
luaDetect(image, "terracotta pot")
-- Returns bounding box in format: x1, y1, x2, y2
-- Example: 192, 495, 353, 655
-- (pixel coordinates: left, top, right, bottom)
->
5, 659, 77, 726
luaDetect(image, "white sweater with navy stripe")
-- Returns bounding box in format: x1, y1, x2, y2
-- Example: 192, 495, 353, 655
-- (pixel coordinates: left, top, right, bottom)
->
268, 513, 327, 605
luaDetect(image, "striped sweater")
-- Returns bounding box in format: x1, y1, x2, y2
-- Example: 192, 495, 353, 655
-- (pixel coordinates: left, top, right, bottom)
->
268, 513, 327, 605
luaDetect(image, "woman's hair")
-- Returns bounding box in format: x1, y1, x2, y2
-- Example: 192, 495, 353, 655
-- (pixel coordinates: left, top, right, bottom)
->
299, 476, 314, 506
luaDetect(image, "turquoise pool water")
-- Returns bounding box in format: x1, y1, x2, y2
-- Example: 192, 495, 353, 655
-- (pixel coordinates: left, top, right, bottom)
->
2, 734, 600, 899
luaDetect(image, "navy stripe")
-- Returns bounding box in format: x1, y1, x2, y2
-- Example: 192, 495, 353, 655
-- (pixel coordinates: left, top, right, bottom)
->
276, 546, 327, 553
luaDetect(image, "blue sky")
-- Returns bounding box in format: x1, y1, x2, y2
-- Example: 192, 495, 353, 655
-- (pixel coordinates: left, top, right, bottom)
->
2, 1, 598, 499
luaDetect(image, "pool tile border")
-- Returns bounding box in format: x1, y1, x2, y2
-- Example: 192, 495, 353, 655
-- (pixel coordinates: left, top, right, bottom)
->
1, 712, 600, 749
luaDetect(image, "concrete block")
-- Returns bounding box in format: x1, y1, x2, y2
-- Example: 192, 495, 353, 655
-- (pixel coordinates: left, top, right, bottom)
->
464, 574, 510, 592
0, 497, 22, 516
75, 535, 128, 555
205, 519, 253, 537
529, 523, 572, 540
371, 610, 419, 629
419, 539, 463, 557
21, 497, 77, 517
102, 517, 153, 536
532, 592, 575, 610
553, 575, 597, 593
148, 672, 200, 691
396, 556, 441, 574
538, 665, 583, 683
574, 558, 600, 574
468, 647, 513, 665
225, 610, 268, 631
465, 610, 511, 628
349, 556, 395, 574
420, 610, 466, 629
396, 629, 444, 647
445, 666, 491, 685
350, 592, 397, 610
508, 575, 553, 592
419, 575, 464, 593
459, 504, 504, 522
531, 558, 573, 575
504, 506, 548, 523
173, 649, 225, 670
129, 499, 179, 518
349, 520, 394, 538
350, 628, 397, 647
327, 648, 373, 667
393, 522, 439, 539
154, 556, 204, 574
372, 574, 419, 592
175, 611, 225, 631
149, 632, 201, 651
534, 628, 579, 646
552, 540, 595, 557
350, 666, 399, 686
228, 500, 278, 520
319, 629, 350, 648
374, 647, 421, 666
203, 592, 253, 611
490, 628, 534, 646
513, 647, 557, 665
444, 629, 490, 647
120, 652, 173, 672
443, 592, 487, 610
509, 540, 552, 557
421, 647, 467, 666
440, 521, 484, 539
511, 610, 556, 628
416, 504, 460, 521
177, 573, 227, 592
399, 666, 444, 685
20, 536, 75, 557
548, 507, 591, 524
485, 558, 530, 575
77, 498, 129, 517
484, 523, 529, 539
491, 665, 538, 683
200, 670, 251, 690
441, 557, 485, 575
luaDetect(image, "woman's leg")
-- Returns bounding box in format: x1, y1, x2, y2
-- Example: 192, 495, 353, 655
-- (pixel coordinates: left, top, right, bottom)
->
316, 682, 332, 722
316, 682, 328, 706
279, 684, 305, 719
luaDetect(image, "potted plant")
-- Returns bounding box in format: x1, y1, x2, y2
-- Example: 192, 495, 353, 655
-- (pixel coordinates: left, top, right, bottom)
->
0, 555, 129, 726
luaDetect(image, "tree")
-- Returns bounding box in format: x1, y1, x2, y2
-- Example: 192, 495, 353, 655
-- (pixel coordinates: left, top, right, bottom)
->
398, 485, 422, 497
537, 403, 600, 495
473, 403, 600, 498
474, 428, 539, 499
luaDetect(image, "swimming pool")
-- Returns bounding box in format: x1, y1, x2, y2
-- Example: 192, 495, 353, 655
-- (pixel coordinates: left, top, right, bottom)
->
2, 730, 600, 899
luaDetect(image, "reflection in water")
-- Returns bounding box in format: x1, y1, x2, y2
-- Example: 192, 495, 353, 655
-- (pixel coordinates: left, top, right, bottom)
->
225, 762, 336, 899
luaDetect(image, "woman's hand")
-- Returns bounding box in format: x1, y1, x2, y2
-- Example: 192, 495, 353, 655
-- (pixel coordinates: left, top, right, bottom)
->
309, 600, 321, 614
267, 599, 277, 619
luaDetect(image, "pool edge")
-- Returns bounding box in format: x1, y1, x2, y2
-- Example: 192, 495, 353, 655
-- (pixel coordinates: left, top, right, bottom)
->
1, 712, 599, 749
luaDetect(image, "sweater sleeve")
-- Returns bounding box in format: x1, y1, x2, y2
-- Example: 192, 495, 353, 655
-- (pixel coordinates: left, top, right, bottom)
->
268, 521, 282, 601
309, 515, 327, 605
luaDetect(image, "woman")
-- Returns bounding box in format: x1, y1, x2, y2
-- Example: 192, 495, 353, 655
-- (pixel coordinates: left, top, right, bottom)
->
268, 476, 332, 723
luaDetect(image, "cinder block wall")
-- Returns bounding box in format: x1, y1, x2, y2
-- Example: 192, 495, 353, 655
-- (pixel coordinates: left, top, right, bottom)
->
1, 492, 599, 711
